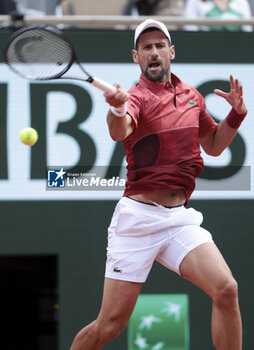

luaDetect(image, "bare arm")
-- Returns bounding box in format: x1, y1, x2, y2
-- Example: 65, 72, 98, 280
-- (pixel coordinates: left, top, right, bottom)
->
104, 84, 135, 141
200, 75, 247, 156
107, 111, 135, 141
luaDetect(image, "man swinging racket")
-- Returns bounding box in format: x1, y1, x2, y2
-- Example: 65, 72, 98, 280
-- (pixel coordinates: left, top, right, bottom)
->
70, 19, 247, 350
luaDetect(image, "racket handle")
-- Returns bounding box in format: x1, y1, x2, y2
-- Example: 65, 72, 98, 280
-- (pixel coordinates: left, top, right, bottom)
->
91, 77, 116, 93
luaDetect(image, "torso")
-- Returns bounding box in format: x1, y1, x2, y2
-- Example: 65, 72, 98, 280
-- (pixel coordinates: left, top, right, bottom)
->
130, 189, 187, 207
124, 74, 217, 206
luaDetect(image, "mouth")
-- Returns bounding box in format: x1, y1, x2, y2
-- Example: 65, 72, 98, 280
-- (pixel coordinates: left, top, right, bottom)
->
148, 61, 161, 72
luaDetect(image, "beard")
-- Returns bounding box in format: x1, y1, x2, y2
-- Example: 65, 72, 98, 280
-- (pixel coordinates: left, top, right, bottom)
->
143, 66, 167, 83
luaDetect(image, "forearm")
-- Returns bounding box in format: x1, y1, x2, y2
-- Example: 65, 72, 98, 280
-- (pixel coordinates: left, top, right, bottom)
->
208, 119, 237, 156
107, 110, 134, 141
201, 108, 247, 156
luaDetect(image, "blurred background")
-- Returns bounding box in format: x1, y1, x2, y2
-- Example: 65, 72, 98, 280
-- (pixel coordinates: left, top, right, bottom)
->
0, 1, 253, 350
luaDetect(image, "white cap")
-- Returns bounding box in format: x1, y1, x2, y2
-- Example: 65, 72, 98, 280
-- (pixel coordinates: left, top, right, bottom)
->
134, 19, 171, 48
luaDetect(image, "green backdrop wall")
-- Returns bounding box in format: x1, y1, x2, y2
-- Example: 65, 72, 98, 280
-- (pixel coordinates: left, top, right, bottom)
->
0, 200, 253, 350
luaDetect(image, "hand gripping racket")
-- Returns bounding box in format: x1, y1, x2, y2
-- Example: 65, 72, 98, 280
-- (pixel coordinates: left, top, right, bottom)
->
4, 25, 116, 93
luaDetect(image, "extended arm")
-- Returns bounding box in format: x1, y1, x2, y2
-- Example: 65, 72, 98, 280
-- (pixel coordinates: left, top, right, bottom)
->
200, 75, 247, 156
104, 84, 135, 141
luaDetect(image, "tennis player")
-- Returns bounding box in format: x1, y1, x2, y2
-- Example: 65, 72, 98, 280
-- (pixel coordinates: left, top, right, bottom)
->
70, 19, 247, 350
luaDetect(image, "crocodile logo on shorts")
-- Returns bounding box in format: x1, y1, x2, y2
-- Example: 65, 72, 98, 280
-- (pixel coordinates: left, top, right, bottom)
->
113, 267, 122, 273
189, 100, 196, 106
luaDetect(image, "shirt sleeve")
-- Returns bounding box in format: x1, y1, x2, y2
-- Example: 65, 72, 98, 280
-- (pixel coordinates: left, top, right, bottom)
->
198, 92, 218, 138
126, 86, 143, 129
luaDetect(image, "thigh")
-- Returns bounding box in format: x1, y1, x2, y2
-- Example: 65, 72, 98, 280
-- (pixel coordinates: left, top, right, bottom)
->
156, 224, 213, 274
179, 242, 233, 298
97, 278, 142, 326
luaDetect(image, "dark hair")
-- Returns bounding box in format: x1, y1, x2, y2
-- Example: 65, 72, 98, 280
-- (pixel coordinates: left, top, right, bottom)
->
135, 27, 171, 49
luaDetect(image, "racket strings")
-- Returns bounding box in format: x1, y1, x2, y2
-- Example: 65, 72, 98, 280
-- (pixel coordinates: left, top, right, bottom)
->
6, 28, 73, 79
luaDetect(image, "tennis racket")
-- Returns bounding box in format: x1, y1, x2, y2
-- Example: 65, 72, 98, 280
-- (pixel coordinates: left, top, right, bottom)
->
4, 25, 116, 93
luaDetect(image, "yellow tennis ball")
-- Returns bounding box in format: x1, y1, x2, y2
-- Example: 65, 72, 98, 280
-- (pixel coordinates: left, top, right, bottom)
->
19, 127, 38, 146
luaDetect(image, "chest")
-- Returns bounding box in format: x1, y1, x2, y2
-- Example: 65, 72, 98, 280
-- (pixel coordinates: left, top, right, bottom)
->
138, 90, 201, 134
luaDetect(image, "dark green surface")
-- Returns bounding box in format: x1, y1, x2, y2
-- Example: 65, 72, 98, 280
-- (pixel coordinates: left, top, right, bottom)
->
0, 199, 253, 350
1, 29, 254, 63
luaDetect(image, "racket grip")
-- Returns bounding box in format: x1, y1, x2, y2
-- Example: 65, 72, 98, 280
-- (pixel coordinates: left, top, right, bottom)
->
91, 77, 116, 93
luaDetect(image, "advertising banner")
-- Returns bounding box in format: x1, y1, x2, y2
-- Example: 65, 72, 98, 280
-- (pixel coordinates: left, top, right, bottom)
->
128, 294, 189, 350
0, 62, 253, 200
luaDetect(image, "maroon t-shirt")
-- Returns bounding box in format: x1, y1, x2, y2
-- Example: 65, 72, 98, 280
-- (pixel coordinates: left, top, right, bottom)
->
122, 73, 218, 204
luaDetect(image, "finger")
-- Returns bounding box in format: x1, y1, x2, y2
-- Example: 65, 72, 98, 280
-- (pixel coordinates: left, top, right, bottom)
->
104, 83, 121, 97
104, 90, 117, 99
116, 86, 129, 99
239, 85, 243, 97
239, 96, 243, 107
118, 91, 130, 100
104, 90, 121, 100
214, 89, 228, 98
122, 93, 130, 103
114, 93, 130, 106
114, 83, 121, 90
235, 78, 239, 93
230, 75, 235, 91
104, 85, 126, 99
105, 91, 129, 107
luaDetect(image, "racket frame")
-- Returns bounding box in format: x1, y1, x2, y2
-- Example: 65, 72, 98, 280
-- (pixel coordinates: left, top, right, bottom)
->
3, 25, 115, 92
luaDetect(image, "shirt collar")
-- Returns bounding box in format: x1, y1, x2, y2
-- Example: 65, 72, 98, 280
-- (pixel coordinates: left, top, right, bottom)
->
138, 73, 188, 94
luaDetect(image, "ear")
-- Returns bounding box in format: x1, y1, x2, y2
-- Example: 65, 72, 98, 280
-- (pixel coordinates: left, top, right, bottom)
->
132, 49, 139, 64
170, 45, 175, 61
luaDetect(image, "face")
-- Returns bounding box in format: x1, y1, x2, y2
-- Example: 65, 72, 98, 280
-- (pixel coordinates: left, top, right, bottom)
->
132, 30, 175, 83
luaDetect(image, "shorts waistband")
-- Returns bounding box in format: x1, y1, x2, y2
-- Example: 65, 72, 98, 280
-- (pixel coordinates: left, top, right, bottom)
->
126, 196, 183, 209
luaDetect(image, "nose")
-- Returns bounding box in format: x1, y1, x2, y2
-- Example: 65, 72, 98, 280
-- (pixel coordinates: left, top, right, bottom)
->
150, 45, 159, 58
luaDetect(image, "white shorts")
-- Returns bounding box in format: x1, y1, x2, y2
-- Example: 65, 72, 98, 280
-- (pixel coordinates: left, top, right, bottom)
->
105, 196, 214, 283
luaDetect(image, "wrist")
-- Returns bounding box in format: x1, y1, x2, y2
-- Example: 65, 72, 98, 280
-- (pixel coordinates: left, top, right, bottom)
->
226, 108, 247, 129
110, 102, 127, 118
